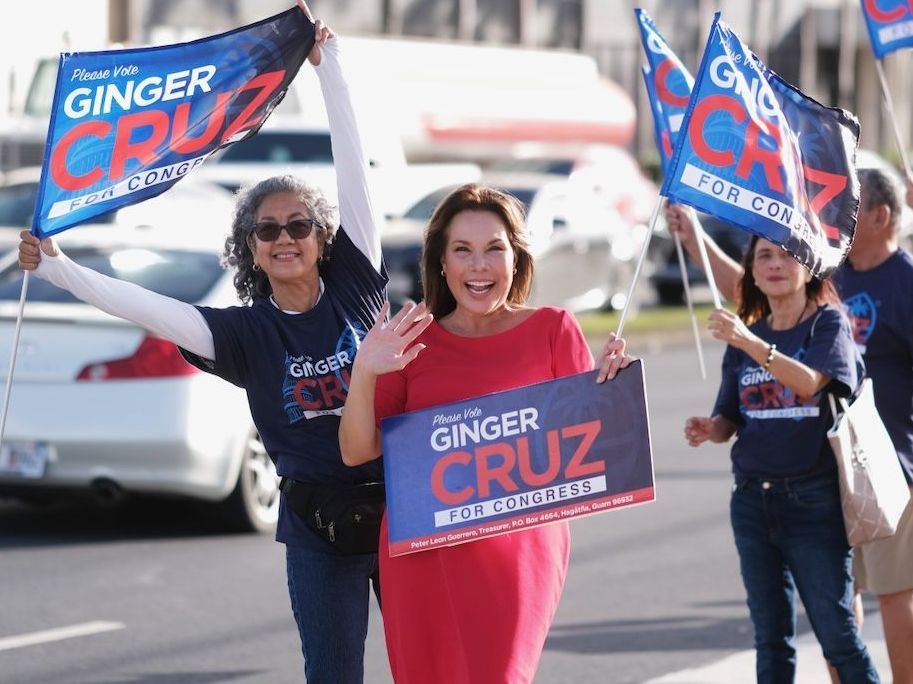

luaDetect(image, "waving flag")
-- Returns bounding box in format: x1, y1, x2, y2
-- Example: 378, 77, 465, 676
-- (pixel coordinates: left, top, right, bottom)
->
660, 12, 860, 279
861, 0, 913, 58
33, 7, 314, 238
635, 8, 694, 174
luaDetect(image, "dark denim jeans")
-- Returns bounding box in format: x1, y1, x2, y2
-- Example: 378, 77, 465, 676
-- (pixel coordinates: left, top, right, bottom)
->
730, 469, 880, 683
285, 544, 380, 683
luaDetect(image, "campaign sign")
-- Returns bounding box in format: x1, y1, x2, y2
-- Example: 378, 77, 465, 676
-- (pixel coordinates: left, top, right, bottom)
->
660, 12, 859, 279
861, 0, 913, 58
635, 8, 695, 174
33, 7, 313, 238
380, 361, 655, 557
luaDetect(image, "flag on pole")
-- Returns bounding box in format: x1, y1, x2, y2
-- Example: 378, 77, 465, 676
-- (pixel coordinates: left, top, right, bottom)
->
32, 6, 314, 238
860, 0, 913, 58
634, 8, 694, 175
659, 12, 860, 279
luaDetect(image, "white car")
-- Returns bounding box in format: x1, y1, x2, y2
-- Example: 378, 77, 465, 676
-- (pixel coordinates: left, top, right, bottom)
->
383, 171, 649, 313
0, 174, 279, 532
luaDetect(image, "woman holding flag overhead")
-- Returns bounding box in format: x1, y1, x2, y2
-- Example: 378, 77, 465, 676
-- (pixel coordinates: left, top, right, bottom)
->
18, 7, 386, 683
682, 235, 880, 682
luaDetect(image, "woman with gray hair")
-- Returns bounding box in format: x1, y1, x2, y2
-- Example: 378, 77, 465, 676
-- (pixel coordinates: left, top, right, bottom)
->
17, 16, 387, 684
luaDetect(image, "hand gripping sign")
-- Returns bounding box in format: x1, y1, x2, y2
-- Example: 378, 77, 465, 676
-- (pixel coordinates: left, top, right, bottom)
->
32, 7, 314, 238
660, 12, 860, 279
380, 361, 655, 557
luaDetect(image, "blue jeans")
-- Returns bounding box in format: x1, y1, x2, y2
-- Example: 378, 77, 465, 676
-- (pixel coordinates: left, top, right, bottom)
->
730, 470, 879, 683
285, 544, 380, 683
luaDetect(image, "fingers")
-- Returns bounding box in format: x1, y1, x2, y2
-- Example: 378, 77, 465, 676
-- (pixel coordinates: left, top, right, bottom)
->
18, 230, 42, 271
595, 334, 631, 383
684, 417, 709, 447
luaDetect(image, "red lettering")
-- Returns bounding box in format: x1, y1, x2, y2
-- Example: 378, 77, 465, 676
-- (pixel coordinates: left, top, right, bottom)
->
221, 70, 285, 143
864, 0, 910, 23
110, 110, 170, 181
49, 70, 288, 191
316, 372, 348, 406
517, 435, 560, 487
736, 120, 784, 192
431, 451, 474, 505
475, 442, 518, 498
171, 91, 233, 154
49, 120, 110, 190
293, 378, 320, 410
803, 165, 846, 241
655, 59, 689, 107
689, 94, 743, 167
758, 382, 780, 408
563, 420, 605, 479
740, 386, 761, 409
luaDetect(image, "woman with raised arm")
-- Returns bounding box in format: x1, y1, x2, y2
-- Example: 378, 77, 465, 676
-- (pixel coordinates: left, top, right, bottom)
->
18, 8, 387, 683
683, 236, 879, 683
338, 183, 633, 683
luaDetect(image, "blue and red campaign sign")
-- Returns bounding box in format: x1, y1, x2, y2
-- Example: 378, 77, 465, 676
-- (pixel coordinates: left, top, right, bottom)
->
33, 7, 313, 238
634, 8, 695, 174
380, 361, 655, 557
659, 13, 860, 279
861, 0, 913, 58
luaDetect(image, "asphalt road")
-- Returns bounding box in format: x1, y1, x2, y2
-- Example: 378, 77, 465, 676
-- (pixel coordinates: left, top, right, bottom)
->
0, 339, 826, 683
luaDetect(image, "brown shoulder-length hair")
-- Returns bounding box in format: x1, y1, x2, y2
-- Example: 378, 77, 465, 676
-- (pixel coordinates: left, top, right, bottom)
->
421, 183, 533, 317
736, 235, 842, 325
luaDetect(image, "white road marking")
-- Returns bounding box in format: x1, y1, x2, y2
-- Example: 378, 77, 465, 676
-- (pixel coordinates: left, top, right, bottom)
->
0, 621, 125, 652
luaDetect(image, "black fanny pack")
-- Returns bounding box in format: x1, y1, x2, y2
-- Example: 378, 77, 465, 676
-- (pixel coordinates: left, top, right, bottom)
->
280, 477, 385, 555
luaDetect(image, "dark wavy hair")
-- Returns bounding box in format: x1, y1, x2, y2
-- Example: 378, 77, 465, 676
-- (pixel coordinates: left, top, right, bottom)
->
222, 175, 339, 304
858, 167, 902, 235
421, 183, 533, 318
736, 235, 841, 325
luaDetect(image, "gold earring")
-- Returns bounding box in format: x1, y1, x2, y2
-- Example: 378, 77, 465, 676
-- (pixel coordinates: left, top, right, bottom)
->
440, 269, 445, 277
513, 267, 518, 274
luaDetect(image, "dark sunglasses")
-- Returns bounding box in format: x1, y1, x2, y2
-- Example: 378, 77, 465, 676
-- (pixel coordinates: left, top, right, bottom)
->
250, 218, 321, 242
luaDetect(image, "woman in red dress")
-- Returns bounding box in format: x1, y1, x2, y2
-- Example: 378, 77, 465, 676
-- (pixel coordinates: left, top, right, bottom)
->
339, 183, 633, 683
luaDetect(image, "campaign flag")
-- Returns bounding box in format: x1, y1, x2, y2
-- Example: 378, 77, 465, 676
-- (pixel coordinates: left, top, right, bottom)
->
860, 0, 913, 58
380, 361, 655, 557
634, 8, 695, 174
659, 12, 860, 279
32, 7, 314, 238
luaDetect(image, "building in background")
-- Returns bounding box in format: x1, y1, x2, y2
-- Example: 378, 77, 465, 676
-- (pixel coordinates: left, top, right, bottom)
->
1, 0, 910, 175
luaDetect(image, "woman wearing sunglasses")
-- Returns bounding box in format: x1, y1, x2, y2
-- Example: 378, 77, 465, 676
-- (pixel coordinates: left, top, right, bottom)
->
17, 9, 387, 684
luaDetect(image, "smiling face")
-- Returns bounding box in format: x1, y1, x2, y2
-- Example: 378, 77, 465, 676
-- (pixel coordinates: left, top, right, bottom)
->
750, 237, 810, 298
441, 209, 516, 317
248, 191, 323, 286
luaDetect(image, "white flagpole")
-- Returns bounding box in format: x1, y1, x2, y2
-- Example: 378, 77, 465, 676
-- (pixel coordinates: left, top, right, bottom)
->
0, 272, 30, 449
673, 233, 707, 380
874, 58, 913, 183
615, 197, 663, 339
691, 214, 723, 310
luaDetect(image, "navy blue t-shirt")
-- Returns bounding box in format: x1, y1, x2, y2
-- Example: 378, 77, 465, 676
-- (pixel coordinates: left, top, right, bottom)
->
836, 249, 913, 484
182, 228, 388, 549
712, 304, 864, 478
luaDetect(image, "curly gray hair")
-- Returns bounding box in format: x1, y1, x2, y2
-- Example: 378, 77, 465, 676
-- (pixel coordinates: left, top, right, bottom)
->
222, 175, 339, 304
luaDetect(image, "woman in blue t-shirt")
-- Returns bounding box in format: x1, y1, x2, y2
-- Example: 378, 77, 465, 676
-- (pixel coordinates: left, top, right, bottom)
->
17, 11, 387, 684
683, 236, 880, 683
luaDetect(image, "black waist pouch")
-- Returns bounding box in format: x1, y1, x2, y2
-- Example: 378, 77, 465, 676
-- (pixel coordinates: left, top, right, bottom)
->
280, 477, 385, 555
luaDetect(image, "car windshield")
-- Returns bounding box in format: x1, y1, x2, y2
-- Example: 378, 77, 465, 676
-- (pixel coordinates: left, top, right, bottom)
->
0, 247, 224, 303
214, 131, 334, 165
0, 182, 118, 227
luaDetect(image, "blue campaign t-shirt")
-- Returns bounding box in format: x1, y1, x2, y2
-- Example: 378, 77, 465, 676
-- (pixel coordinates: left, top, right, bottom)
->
836, 249, 913, 484
181, 228, 387, 549
712, 304, 864, 479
